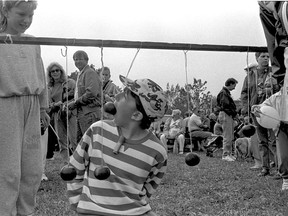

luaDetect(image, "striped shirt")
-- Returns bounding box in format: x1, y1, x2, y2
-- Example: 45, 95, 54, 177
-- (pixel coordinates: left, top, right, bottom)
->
67, 120, 167, 216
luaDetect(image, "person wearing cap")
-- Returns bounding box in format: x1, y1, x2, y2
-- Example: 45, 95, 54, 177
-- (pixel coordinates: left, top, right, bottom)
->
67, 75, 168, 216
241, 52, 279, 176
160, 109, 186, 154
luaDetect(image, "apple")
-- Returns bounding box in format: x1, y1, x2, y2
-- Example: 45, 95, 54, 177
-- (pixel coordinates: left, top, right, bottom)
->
185, 153, 200, 166
103, 102, 116, 115
60, 165, 77, 181
94, 166, 111, 180
241, 125, 256, 138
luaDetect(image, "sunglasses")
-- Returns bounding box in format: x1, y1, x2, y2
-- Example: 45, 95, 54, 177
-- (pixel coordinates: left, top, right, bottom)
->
50, 69, 61, 73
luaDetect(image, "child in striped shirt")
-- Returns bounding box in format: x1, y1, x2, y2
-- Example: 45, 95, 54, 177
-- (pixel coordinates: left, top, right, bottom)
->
67, 75, 168, 216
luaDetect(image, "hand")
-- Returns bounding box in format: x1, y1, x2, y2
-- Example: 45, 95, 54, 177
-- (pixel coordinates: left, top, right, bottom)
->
54, 101, 63, 107
40, 111, 50, 130
67, 101, 76, 110
251, 105, 261, 117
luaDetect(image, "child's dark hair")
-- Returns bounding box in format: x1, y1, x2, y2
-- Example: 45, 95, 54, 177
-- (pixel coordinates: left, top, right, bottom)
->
225, 78, 238, 87
130, 91, 152, 130
255, 51, 268, 59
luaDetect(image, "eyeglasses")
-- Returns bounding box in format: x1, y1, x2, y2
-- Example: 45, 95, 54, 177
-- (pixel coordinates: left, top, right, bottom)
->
50, 69, 61, 73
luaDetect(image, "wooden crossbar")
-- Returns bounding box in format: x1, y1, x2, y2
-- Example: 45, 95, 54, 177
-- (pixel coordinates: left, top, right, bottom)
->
0, 36, 267, 52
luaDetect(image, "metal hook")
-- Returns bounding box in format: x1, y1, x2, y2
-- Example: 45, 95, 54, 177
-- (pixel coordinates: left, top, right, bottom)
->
61, 46, 67, 57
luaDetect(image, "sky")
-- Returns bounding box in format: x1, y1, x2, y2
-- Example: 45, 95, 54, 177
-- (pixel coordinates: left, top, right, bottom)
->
26, 0, 267, 100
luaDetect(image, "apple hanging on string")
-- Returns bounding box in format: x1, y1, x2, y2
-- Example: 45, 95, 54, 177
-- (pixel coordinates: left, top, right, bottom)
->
60, 165, 77, 181
94, 166, 111, 180
103, 102, 117, 115
185, 152, 200, 166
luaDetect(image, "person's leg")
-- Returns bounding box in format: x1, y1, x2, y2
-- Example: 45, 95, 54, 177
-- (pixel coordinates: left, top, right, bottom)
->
17, 96, 42, 215
40, 129, 48, 181
177, 134, 185, 154
68, 113, 77, 152
0, 97, 23, 216
249, 133, 262, 169
219, 112, 234, 159
56, 117, 69, 163
277, 123, 288, 190
268, 129, 277, 168
160, 134, 168, 151
78, 111, 100, 142
251, 114, 270, 175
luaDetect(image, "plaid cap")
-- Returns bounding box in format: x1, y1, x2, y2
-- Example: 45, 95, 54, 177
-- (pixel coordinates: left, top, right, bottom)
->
119, 75, 168, 122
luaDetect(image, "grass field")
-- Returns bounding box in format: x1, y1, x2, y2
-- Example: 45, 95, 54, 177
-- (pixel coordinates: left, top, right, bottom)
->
36, 151, 288, 216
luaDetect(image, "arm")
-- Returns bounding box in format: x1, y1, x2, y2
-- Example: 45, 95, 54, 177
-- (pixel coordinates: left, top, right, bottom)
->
143, 158, 167, 198
240, 76, 249, 115
37, 46, 50, 127
75, 69, 102, 106
67, 127, 92, 210
162, 118, 171, 136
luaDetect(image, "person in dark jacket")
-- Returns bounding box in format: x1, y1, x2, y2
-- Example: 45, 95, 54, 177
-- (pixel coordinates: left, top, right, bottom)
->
217, 78, 238, 162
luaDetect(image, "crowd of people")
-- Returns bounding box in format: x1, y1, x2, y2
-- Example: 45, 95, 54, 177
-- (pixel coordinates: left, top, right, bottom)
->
153, 50, 288, 194
1, 0, 288, 215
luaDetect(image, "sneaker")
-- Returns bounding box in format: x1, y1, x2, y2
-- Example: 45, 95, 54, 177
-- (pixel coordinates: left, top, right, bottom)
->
230, 155, 236, 161
41, 174, 48, 181
179, 151, 184, 155
250, 165, 262, 170
282, 179, 288, 191
222, 155, 235, 162
270, 161, 276, 168
258, 169, 270, 177
46, 157, 55, 161
272, 173, 282, 180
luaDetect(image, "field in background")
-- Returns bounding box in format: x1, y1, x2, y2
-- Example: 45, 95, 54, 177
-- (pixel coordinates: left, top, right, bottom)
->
36, 151, 288, 216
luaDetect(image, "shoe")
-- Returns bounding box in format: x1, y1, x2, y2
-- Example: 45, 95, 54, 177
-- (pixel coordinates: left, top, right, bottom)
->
222, 155, 235, 162
271, 173, 282, 180
205, 137, 218, 148
230, 155, 236, 161
41, 174, 48, 181
250, 165, 262, 170
258, 169, 270, 177
179, 151, 184, 155
46, 157, 55, 161
282, 179, 288, 191
270, 161, 276, 168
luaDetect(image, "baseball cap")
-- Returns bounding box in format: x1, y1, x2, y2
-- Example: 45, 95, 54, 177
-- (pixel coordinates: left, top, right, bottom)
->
244, 63, 258, 71
119, 75, 168, 122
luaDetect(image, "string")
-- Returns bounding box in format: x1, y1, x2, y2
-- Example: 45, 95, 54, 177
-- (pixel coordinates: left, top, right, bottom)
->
60, 45, 71, 161
246, 48, 250, 120
256, 111, 281, 122
183, 50, 190, 113
100, 46, 105, 167
4, 34, 13, 44
126, 45, 141, 78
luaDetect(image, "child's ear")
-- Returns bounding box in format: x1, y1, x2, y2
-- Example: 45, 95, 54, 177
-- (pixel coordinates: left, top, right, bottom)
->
131, 111, 143, 121
2, 7, 8, 17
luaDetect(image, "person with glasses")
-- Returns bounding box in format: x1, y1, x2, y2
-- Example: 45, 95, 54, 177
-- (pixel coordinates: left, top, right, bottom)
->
47, 62, 76, 165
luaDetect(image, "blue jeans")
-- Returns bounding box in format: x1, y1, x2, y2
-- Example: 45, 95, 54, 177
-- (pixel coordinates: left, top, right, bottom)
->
77, 111, 100, 143
218, 111, 234, 157
251, 114, 276, 170
277, 122, 288, 179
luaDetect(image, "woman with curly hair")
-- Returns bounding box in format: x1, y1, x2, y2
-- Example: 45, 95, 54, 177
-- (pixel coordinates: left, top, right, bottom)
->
47, 62, 76, 165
